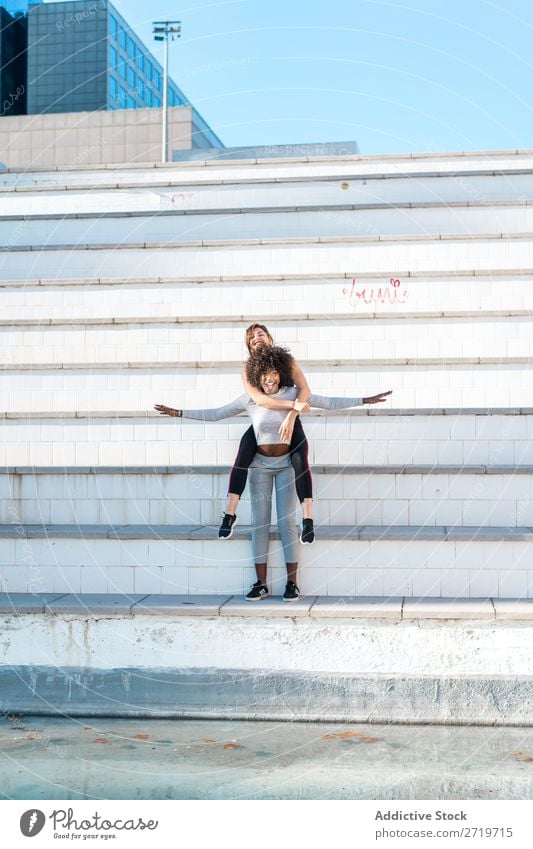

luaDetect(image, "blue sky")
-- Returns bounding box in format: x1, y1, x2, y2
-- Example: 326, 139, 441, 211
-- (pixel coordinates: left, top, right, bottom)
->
51, 0, 533, 154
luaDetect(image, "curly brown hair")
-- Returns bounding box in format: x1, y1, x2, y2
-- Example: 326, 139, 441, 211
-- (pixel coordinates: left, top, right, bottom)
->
245, 346, 295, 391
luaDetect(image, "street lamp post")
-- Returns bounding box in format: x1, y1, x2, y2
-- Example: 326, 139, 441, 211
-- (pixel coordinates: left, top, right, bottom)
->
153, 20, 181, 163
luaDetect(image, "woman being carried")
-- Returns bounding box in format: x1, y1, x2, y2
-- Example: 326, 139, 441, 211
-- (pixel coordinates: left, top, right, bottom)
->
220, 323, 315, 544
155, 347, 391, 601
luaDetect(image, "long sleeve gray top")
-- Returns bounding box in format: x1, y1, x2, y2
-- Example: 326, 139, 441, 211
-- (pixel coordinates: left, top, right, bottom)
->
181, 385, 363, 446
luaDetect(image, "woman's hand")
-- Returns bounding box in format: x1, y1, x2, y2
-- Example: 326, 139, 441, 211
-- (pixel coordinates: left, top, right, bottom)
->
362, 390, 393, 405
154, 404, 180, 417
279, 412, 296, 443
293, 400, 311, 413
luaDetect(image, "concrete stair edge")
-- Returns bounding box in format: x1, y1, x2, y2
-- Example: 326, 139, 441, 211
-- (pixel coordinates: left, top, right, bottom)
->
1, 591, 533, 620
1, 523, 532, 541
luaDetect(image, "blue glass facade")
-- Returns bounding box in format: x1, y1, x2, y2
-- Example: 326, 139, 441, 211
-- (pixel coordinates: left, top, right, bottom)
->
21, 0, 190, 115
105, 6, 184, 112
2, 0, 42, 14
0, 1, 31, 115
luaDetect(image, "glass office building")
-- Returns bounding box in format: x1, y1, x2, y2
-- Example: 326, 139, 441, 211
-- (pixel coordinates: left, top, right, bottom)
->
106, 7, 183, 112
2, 0, 41, 13
1, 0, 222, 146
27, 1, 191, 114
0, 1, 42, 115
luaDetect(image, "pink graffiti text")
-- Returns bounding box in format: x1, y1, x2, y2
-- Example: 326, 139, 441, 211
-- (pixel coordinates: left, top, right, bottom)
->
342, 278, 409, 306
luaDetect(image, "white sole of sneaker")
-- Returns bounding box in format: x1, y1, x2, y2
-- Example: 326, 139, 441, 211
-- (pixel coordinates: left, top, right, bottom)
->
245, 594, 269, 602
283, 596, 301, 602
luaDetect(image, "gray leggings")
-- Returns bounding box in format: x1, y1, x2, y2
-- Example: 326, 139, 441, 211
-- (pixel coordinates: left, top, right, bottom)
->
249, 453, 299, 565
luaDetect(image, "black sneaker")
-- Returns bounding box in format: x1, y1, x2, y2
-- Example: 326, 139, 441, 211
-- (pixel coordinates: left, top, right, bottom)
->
300, 518, 315, 545
283, 581, 300, 602
218, 513, 237, 539
245, 580, 269, 601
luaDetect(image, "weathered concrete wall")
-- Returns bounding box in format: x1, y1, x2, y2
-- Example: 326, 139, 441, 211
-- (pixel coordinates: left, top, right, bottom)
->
2, 612, 533, 674
1, 610, 533, 723
1, 665, 532, 726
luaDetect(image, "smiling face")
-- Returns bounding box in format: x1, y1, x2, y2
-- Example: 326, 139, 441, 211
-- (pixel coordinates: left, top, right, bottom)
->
246, 323, 273, 353
260, 369, 281, 395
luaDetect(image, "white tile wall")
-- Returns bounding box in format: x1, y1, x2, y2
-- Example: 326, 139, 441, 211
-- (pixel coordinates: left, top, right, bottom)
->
383, 569, 413, 596
2, 236, 533, 284
326, 567, 357, 596
3, 535, 533, 596
4, 278, 533, 330
440, 569, 471, 598
2, 158, 533, 599
133, 565, 163, 594
160, 566, 189, 593
3, 365, 533, 412
469, 570, 500, 598
498, 569, 528, 598
3, 170, 533, 217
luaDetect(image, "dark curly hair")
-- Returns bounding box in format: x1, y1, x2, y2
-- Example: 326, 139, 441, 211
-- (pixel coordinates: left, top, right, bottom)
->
245, 346, 295, 391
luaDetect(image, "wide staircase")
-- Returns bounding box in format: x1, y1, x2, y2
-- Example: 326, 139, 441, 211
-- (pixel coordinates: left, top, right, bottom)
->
1, 149, 533, 723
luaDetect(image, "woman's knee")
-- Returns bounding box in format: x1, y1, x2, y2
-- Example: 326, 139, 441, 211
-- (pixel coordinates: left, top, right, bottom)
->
276, 505, 296, 534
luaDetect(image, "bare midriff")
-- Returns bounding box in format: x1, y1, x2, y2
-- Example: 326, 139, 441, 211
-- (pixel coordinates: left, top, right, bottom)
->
257, 444, 290, 457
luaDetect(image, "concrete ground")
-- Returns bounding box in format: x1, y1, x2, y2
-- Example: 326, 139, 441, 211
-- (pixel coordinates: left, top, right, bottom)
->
0, 715, 532, 801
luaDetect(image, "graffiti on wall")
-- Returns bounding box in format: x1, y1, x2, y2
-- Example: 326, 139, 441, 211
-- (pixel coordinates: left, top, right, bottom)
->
342, 277, 409, 306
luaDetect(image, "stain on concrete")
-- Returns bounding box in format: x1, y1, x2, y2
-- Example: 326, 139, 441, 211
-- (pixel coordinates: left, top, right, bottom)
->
322, 730, 381, 743
2, 717, 533, 799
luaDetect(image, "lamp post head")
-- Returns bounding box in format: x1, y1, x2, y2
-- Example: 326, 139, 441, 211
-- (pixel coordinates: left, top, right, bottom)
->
152, 21, 181, 40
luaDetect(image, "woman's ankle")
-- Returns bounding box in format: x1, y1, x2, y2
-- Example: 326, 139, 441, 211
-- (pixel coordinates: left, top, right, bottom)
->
302, 498, 313, 520
225, 494, 240, 515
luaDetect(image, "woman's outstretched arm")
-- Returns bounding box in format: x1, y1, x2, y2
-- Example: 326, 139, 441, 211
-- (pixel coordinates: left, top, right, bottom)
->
308, 390, 393, 409
154, 395, 248, 421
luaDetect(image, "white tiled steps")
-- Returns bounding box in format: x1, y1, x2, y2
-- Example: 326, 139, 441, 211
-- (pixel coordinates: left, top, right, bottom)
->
1, 412, 532, 466
0, 523, 532, 598
1, 234, 532, 284
2, 203, 533, 247
1, 149, 531, 602
0, 314, 531, 366
1, 466, 532, 528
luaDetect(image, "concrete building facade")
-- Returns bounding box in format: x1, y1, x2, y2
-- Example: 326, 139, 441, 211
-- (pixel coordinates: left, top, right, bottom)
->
0, 103, 217, 167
